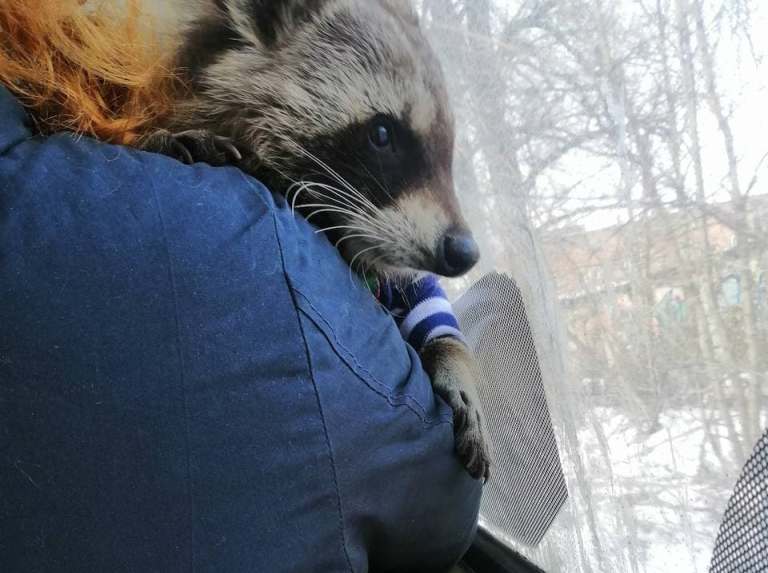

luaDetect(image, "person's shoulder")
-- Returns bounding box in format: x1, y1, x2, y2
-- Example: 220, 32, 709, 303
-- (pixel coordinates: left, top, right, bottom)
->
0, 85, 284, 254
0, 86, 481, 570
0, 87, 34, 155
0, 85, 394, 368
0, 83, 444, 420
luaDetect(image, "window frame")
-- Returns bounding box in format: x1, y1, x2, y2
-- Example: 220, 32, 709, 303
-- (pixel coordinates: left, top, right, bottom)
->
463, 526, 547, 573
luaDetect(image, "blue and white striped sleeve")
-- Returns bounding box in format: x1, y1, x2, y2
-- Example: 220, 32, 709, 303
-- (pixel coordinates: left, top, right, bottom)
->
379, 275, 466, 353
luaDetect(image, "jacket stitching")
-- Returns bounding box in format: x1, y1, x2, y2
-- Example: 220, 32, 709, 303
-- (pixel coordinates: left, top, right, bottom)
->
294, 287, 452, 428
270, 212, 356, 573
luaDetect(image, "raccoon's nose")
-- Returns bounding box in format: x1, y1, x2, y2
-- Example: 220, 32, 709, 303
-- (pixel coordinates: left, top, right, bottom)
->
436, 231, 480, 277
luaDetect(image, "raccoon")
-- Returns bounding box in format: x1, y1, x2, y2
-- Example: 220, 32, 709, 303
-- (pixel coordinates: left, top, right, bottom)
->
142, 0, 491, 480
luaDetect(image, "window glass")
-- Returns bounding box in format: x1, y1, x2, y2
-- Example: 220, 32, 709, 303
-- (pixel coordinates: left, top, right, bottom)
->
423, 1, 768, 571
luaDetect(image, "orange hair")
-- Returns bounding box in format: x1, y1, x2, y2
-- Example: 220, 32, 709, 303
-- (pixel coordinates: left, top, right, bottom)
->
0, 0, 179, 145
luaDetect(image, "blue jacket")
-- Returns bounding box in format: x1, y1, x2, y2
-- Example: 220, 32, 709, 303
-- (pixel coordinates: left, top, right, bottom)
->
0, 87, 481, 572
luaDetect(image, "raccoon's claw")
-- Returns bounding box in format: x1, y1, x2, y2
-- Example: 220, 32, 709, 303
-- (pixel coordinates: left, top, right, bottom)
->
443, 386, 492, 482
220, 138, 243, 162
420, 338, 492, 482
168, 137, 195, 165
171, 129, 243, 166
139, 129, 242, 166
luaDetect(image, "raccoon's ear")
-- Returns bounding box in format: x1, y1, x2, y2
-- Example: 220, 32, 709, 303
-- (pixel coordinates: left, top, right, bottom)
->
217, 0, 326, 47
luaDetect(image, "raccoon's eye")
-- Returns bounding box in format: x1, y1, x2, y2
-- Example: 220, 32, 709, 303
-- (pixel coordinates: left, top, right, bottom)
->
369, 118, 393, 150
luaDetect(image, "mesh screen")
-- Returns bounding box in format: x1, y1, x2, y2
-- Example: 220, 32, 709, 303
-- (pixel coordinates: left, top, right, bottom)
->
709, 429, 768, 573
454, 272, 568, 547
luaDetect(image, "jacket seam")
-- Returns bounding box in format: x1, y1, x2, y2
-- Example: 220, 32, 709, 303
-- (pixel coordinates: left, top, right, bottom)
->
294, 287, 453, 428
149, 173, 197, 573
270, 211, 356, 573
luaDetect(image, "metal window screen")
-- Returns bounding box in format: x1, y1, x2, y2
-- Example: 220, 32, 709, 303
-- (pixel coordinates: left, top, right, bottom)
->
454, 272, 568, 547
709, 429, 768, 573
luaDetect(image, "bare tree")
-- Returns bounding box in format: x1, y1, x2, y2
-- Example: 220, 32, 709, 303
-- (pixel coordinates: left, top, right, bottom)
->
425, 0, 767, 570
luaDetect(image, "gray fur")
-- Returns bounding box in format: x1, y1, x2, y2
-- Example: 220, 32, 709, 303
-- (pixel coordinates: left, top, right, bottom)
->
147, 0, 470, 277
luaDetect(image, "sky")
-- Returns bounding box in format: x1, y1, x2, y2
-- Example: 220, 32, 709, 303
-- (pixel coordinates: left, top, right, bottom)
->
533, 1, 768, 231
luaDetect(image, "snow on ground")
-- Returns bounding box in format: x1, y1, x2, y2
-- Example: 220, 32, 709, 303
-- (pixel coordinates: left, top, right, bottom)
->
573, 407, 747, 573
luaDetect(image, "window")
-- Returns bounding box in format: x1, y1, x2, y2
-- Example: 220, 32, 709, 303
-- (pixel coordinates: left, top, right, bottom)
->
423, 1, 768, 571
720, 274, 742, 307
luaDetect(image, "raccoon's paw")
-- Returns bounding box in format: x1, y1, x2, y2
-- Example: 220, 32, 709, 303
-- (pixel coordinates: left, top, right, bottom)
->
139, 129, 243, 167
442, 381, 492, 483
420, 338, 491, 483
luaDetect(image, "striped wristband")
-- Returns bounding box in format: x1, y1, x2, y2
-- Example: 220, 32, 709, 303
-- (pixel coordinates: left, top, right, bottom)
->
376, 274, 466, 352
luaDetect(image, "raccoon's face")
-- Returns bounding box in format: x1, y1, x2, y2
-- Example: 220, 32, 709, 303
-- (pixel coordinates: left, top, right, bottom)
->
181, 0, 479, 278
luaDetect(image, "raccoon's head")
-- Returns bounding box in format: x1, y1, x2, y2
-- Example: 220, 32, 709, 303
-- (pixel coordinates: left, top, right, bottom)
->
179, 0, 479, 278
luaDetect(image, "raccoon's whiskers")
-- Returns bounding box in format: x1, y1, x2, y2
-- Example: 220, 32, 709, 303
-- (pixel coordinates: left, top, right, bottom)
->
286, 181, 306, 215
280, 138, 377, 213
303, 180, 379, 215
287, 181, 381, 226
316, 224, 380, 235
351, 158, 395, 204
286, 182, 344, 215
365, 252, 393, 283
279, 151, 402, 264
298, 150, 369, 202
300, 204, 380, 225
299, 198, 393, 236
290, 184, 395, 269
334, 233, 394, 248
277, 139, 402, 248
348, 244, 384, 284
